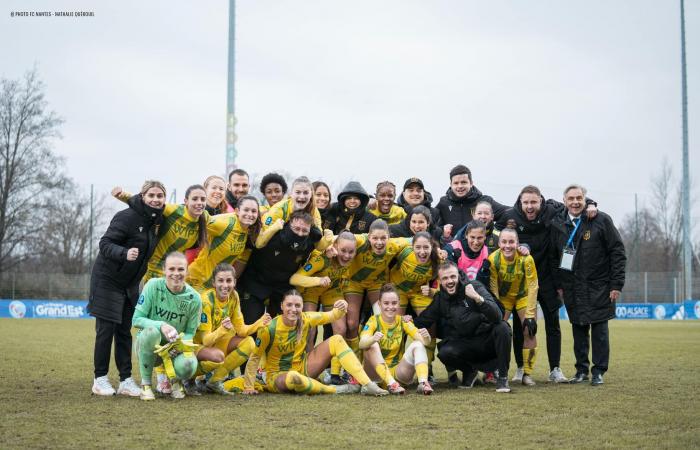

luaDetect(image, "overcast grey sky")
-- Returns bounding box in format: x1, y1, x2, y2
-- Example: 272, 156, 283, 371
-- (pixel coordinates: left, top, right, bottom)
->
2, 0, 698, 224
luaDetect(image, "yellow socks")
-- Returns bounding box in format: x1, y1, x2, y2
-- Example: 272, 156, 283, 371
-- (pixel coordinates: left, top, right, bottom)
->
374, 363, 395, 385
284, 370, 335, 394
210, 337, 254, 383
329, 335, 370, 385
522, 347, 538, 375
347, 336, 361, 360
426, 338, 436, 364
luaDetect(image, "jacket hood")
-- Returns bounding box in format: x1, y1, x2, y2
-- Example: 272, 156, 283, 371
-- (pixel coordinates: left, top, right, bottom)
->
337, 181, 370, 211
446, 185, 483, 203
397, 190, 435, 210
128, 194, 164, 225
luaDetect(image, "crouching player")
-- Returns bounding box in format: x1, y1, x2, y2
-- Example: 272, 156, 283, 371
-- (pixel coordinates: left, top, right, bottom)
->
488, 228, 539, 385
194, 263, 271, 395
132, 252, 202, 400
360, 284, 433, 395
243, 290, 389, 396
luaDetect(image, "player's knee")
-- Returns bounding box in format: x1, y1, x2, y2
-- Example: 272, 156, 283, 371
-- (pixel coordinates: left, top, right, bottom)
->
437, 342, 459, 362
174, 355, 198, 380
285, 370, 304, 389
140, 326, 161, 348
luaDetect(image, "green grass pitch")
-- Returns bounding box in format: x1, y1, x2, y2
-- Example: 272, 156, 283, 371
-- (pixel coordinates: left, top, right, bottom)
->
1, 319, 698, 449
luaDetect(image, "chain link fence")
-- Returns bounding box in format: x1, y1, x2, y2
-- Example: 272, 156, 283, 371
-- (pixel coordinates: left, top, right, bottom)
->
0, 271, 697, 303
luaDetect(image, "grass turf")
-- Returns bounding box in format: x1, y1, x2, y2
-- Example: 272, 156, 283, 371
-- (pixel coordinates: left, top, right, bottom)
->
0, 319, 698, 449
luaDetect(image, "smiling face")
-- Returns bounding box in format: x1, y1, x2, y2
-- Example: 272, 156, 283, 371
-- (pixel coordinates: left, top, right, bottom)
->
368, 229, 389, 255
289, 217, 311, 237
343, 195, 361, 210
335, 238, 356, 266
264, 183, 285, 206
314, 185, 330, 210
236, 198, 259, 228
164, 254, 188, 293
185, 188, 207, 218
409, 213, 429, 234
379, 291, 400, 321
413, 235, 432, 263
498, 229, 518, 260
466, 228, 486, 252
438, 265, 460, 295
450, 173, 472, 198
143, 187, 165, 209
403, 185, 425, 208
291, 182, 312, 211
564, 188, 585, 217
281, 294, 304, 325
520, 192, 542, 221
375, 186, 395, 214
474, 203, 493, 226
214, 269, 236, 300
205, 178, 226, 208
228, 174, 250, 199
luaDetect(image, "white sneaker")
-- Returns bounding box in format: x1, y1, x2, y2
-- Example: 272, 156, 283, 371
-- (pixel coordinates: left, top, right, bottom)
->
170, 380, 185, 399
92, 376, 116, 396
521, 374, 536, 386
156, 373, 172, 394
511, 367, 524, 382
549, 367, 568, 383
117, 377, 141, 397
140, 385, 155, 401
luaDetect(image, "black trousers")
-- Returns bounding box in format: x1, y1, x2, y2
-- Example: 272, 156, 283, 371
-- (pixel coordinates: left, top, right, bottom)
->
571, 321, 609, 375
512, 301, 562, 370
437, 321, 512, 377
93, 301, 135, 380
240, 289, 283, 325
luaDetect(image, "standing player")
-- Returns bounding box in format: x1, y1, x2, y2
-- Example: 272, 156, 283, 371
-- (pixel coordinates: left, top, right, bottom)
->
360, 284, 433, 395
369, 181, 406, 225
132, 252, 202, 400
258, 172, 287, 213
259, 176, 323, 240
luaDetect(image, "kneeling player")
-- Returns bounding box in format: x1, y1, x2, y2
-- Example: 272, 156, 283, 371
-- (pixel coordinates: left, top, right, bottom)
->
132, 252, 202, 400
243, 291, 389, 396
360, 284, 433, 395
194, 263, 271, 395
488, 228, 539, 385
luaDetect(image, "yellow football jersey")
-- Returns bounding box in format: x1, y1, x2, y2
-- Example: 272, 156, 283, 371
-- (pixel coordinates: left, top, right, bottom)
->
368, 204, 406, 225
260, 197, 322, 231
346, 235, 411, 287
361, 314, 420, 367
488, 250, 538, 318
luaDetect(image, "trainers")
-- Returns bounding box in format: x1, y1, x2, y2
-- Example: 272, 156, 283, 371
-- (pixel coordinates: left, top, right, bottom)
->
140, 384, 155, 401
206, 380, 234, 396
329, 374, 344, 385
116, 377, 141, 397
591, 373, 604, 386
387, 381, 406, 395
448, 371, 460, 388
156, 373, 172, 394
170, 380, 185, 399
183, 379, 202, 396
319, 368, 332, 385
511, 367, 524, 382
549, 367, 568, 383
496, 377, 511, 393
569, 372, 589, 384
92, 376, 116, 396
360, 381, 389, 396
458, 369, 479, 389
522, 374, 536, 386
484, 371, 497, 385
416, 381, 434, 395
334, 383, 361, 394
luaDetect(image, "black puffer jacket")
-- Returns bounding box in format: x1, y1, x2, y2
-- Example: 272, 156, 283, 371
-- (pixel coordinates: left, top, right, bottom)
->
88, 195, 163, 323
436, 186, 507, 233
323, 181, 377, 234
415, 271, 502, 339
549, 211, 626, 325
389, 211, 445, 245
396, 190, 442, 227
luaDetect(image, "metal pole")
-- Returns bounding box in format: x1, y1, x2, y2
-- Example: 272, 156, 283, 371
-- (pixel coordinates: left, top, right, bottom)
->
634, 193, 640, 272
12, 272, 15, 300
644, 272, 648, 303
89, 184, 94, 268
680, 0, 692, 301
226, 0, 238, 176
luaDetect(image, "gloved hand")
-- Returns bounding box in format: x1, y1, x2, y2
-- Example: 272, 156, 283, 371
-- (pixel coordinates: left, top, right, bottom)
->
523, 318, 537, 337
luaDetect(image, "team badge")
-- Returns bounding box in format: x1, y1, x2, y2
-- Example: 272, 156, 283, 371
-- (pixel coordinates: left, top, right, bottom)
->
274, 251, 280, 256
583, 231, 591, 241
139, 226, 143, 232
358, 221, 366, 230
177, 299, 189, 312
137, 295, 145, 305
265, 217, 272, 225
304, 264, 313, 272
200, 313, 207, 323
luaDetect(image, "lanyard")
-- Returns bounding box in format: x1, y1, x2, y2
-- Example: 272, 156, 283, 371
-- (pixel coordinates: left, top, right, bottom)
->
566, 219, 581, 248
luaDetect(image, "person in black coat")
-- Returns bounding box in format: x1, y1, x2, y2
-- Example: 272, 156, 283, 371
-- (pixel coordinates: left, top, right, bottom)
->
436, 165, 508, 236
414, 261, 513, 392
396, 177, 443, 228
88, 180, 165, 396
389, 205, 447, 245
549, 184, 626, 386
322, 181, 376, 234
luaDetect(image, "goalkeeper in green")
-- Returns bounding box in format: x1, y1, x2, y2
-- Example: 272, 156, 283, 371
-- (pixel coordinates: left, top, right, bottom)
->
132, 252, 202, 400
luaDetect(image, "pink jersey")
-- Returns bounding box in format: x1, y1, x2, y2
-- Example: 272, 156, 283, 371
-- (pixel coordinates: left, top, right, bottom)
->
450, 240, 489, 280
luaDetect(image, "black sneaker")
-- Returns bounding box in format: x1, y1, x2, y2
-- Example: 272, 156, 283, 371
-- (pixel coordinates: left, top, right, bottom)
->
427, 366, 436, 386
329, 374, 344, 385
591, 373, 604, 386
448, 372, 460, 388
459, 369, 479, 389
496, 377, 511, 393
569, 372, 590, 384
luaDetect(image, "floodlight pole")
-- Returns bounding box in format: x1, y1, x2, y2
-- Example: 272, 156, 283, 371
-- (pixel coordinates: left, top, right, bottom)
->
680, 0, 692, 300
226, 0, 238, 176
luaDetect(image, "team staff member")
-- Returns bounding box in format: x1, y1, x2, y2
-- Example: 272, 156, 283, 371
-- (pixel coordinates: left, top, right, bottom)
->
243, 291, 388, 396
369, 181, 407, 225
496, 185, 597, 383
132, 252, 202, 400
187, 196, 261, 290
415, 262, 513, 393
360, 284, 433, 395
488, 228, 539, 386
225, 168, 251, 210
550, 184, 626, 386
89, 180, 165, 397
322, 181, 377, 234
112, 184, 210, 283
194, 263, 271, 395
436, 164, 507, 234
396, 177, 442, 228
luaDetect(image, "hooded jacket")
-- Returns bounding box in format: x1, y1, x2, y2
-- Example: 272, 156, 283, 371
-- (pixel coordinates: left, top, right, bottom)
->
396, 190, 442, 227
88, 194, 164, 323
323, 181, 377, 234
389, 210, 445, 245
436, 186, 507, 233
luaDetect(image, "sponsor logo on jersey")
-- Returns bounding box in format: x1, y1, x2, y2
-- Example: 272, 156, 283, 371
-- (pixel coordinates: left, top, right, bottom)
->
137, 295, 145, 305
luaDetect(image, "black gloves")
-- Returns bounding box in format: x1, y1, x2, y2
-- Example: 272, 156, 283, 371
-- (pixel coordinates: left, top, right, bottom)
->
523, 318, 537, 337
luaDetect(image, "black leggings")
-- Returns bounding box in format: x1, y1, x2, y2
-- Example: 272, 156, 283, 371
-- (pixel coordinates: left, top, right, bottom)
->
93, 301, 135, 380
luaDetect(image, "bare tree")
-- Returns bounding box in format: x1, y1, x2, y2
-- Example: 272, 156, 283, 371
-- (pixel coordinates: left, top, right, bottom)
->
0, 69, 65, 272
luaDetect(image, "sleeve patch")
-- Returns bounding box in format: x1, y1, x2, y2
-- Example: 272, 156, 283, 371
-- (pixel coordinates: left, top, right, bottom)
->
200, 313, 207, 323
304, 264, 313, 272
137, 295, 145, 305
362, 325, 369, 331
265, 216, 272, 225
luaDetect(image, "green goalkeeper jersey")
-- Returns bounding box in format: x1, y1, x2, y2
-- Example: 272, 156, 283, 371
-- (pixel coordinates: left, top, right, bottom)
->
132, 278, 202, 341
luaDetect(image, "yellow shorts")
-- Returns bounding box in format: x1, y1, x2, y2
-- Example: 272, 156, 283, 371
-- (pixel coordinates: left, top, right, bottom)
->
500, 296, 528, 313
195, 335, 233, 354
345, 279, 383, 296
301, 286, 344, 308
397, 291, 432, 311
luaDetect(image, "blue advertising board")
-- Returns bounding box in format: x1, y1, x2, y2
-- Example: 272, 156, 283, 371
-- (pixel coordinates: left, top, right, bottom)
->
0, 299, 91, 319
558, 302, 698, 320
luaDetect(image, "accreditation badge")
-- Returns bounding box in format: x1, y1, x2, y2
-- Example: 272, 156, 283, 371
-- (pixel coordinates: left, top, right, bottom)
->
559, 248, 576, 271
